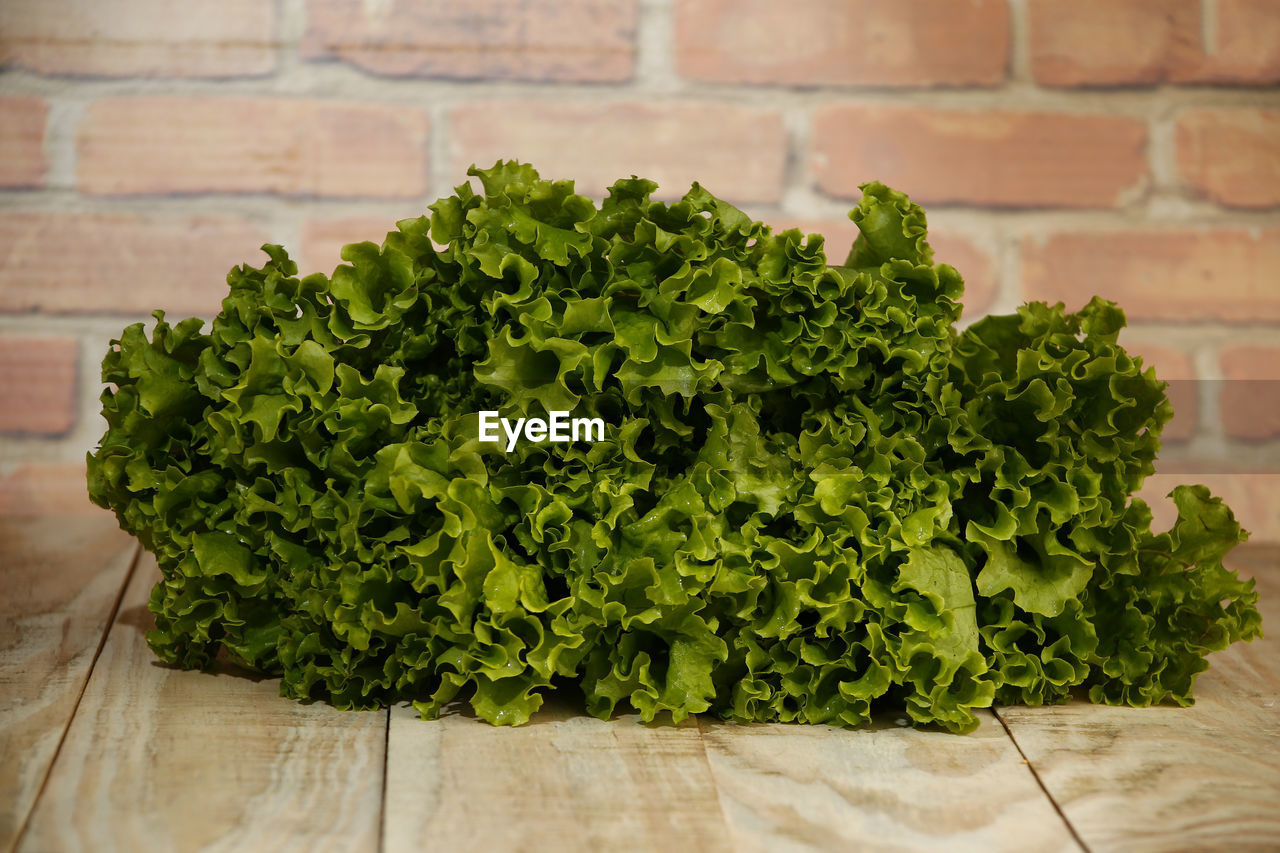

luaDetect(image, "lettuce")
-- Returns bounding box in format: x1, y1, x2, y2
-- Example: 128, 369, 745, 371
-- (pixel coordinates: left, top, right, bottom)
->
87, 162, 1260, 732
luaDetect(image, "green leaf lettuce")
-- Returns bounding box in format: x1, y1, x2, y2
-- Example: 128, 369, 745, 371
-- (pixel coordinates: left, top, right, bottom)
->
87, 163, 1260, 732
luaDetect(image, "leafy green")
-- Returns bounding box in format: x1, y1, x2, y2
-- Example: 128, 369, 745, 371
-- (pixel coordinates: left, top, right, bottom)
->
88, 162, 1260, 732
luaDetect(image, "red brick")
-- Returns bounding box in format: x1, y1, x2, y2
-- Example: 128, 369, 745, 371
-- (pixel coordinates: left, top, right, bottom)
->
1123, 340, 1198, 442
812, 106, 1148, 209
1220, 345, 1280, 440
302, 0, 636, 82
930, 232, 997, 316
0, 0, 275, 77
1190, 0, 1280, 84
77, 98, 429, 199
1029, 0, 1280, 86
0, 463, 102, 517
1139, 473, 1280, 542
675, 0, 1008, 88
0, 213, 270, 316
0, 336, 77, 435
1021, 229, 1280, 323
450, 102, 786, 204
1029, 0, 1201, 87
1177, 109, 1280, 209
1124, 341, 1197, 381
300, 217, 399, 276
0, 97, 47, 188
767, 217, 997, 315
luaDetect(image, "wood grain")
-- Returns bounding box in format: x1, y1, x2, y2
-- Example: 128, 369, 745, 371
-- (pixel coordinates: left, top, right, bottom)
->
0, 515, 137, 853
13, 525, 1275, 851
698, 710, 1080, 853
17, 552, 388, 853
382, 697, 733, 853
997, 546, 1280, 852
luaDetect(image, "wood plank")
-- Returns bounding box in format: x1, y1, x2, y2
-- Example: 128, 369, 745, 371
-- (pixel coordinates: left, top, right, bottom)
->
382, 697, 733, 852
1, 515, 137, 853
17, 552, 387, 853
699, 710, 1080, 852
996, 545, 1280, 852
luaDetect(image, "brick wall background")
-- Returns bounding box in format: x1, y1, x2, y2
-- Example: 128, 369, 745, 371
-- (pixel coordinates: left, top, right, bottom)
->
1, 0, 1277, 538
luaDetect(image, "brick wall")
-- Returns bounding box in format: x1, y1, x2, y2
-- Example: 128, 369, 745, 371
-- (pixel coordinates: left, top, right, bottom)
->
1, 0, 1277, 538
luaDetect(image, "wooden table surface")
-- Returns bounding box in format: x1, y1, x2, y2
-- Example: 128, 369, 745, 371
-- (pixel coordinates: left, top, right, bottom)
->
2, 515, 1277, 853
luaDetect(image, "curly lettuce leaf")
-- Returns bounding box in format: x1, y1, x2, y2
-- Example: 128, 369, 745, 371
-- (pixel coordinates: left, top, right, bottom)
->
87, 162, 1260, 733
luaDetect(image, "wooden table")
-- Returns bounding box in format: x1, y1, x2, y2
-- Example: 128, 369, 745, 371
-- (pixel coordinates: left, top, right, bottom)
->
3, 516, 1277, 852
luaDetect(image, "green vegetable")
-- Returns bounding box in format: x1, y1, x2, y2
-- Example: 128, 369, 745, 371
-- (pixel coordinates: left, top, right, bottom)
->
87, 162, 1261, 732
